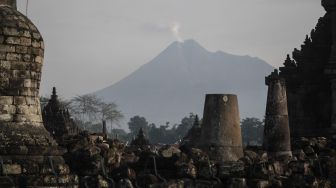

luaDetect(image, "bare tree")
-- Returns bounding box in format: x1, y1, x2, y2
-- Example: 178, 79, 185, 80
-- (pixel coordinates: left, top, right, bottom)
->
71, 94, 101, 122
70, 94, 123, 131
99, 102, 124, 130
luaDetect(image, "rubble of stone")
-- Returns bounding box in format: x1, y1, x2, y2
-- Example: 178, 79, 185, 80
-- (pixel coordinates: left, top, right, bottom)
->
48, 125, 336, 188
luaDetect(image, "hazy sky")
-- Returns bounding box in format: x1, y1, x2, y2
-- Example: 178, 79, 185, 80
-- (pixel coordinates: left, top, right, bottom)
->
17, 0, 324, 98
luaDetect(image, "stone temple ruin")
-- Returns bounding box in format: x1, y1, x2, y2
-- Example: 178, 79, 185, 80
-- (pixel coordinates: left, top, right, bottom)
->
0, 0, 336, 187
42, 87, 80, 145
279, 0, 336, 138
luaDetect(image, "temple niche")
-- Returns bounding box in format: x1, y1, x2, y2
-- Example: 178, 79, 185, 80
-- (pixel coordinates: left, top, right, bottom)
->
278, 0, 336, 138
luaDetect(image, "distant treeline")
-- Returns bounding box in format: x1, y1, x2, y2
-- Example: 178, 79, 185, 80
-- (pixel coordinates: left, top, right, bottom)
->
41, 94, 264, 146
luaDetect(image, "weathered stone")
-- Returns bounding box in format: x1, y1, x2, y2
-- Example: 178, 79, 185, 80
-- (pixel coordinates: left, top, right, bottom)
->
0, 114, 12, 121
3, 27, 19, 36
200, 94, 244, 161
6, 36, 20, 45
6, 53, 21, 61
31, 40, 40, 48
263, 69, 292, 159
0, 44, 15, 52
20, 37, 31, 46
1, 164, 21, 175
0, 52, 5, 60
22, 54, 31, 62
160, 146, 181, 158
35, 56, 43, 64
32, 32, 41, 40
229, 178, 246, 188
15, 46, 27, 53
0, 96, 13, 105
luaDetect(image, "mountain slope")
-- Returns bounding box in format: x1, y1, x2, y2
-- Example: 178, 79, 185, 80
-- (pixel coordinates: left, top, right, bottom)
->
96, 39, 274, 126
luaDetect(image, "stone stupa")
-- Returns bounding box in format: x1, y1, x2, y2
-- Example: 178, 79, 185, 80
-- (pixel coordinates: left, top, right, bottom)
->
0, 0, 78, 186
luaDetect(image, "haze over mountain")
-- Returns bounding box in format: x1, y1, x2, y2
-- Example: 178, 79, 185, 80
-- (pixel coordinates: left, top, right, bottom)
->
96, 39, 274, 127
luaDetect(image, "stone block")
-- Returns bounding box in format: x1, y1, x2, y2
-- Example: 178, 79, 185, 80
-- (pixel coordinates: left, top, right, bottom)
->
23, 79, 32, 88
6, 53, 21, 61
16, 46, 28, 53
28, 23, 38, 31
0, 61, 11, 69
229, 178, 246, 188
6, 37, 20, 45
25, 97, 37, 105
29, 114, 43, 123
0, 114, 13, 121
0, 78, 9, 90
0, 44, 16, 52
30, 80, 38, 88
28, 105, 38, 114
1, 164, 22, 175
16, 105, 29, 114
30, 47, 43, 56
32, 32, 41, 40
20, 37, 32, 46
35, 56, 43, 64
0, 36, 4, 43
32, 40, 40, 48
0, 52, 5, 60
14, 114, 27, 122
17, 21, 29, 29
20, 87, 33, 96
248, 179, 270, 188
14, 96, 27, 105
289, 161, 311, 175
0, 96, 13, 105
22, 54, 31, 62
11, 61, 28, 70
0, 104, 16, 114
3, 27, 19, 36
20, 30, 31, 38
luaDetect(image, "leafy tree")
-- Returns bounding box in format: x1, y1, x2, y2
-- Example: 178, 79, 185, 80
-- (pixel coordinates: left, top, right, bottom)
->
241, 117, 264, 146
128, 116, 149, 137
148, 122, 177, 144
175, 113, 197, 140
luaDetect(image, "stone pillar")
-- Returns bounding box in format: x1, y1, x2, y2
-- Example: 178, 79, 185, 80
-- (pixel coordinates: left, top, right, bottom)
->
331, 79, 336, 129
102, 120, 107, 138
200, 94, 243, 161
0, 0, 16, 9
263, 70, 292, 159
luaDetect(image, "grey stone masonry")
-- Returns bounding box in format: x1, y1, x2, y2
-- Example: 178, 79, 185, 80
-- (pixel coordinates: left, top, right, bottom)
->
263, 69, 292, 159
0, 2, 78, 187
200, 94, 244, 162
